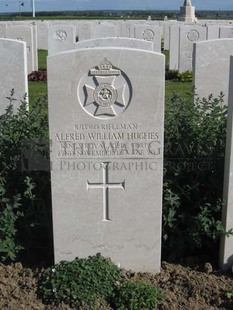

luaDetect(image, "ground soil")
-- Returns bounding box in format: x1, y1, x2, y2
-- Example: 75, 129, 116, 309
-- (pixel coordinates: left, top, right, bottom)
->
0, 261, 232, 310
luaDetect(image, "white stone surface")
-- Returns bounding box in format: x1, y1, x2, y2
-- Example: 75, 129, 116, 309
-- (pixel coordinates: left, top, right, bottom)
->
48, 25, 75, 56
179, 25, 207, 72
77, 22, 91, 41
48, 47, 164, 273
220, 26, 233, 39
0, 23, 6, 38
193, 39, 233, 105
37, 21, 49, 49
120, 22, 134, 38
134, 24, 161, 52
90, 21, 117, 39
6, 25, 34, 73
163, 22, 175, 50
220, 56, 233, 271
0, 39, 28, 115
32, 23, 38, 71
207, 25, 220, 40
74, 37, 153, 51
169, 24, 180, 70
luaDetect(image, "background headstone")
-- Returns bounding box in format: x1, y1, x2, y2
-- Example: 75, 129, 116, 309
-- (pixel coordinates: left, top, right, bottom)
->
6, 25, 35, 73
207, 25, 220, 40
134, 24, 161, 52
48, 25, 75, 55
90, 21, 117, 39
37, 21, 49, 49
74, 37, 153, 51
179, 25, 207, 72
48, 47, 164, 273
169, 24, 180, 70
0, 39, 28, 115
220, 26, 233, 39
219, 55, 233, 271
193, 39, 233, 105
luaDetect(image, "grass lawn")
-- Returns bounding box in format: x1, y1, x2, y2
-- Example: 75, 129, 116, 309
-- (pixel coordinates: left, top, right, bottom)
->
165, 81, 192, 102
28, 81, 47, 104
38, 49, 48, 70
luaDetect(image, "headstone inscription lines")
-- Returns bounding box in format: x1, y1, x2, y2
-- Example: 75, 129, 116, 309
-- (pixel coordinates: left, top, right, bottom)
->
87, 162, 125, 222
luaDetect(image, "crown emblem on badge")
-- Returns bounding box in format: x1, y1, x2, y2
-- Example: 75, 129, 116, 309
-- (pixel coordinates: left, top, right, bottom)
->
98, 58, 112, 70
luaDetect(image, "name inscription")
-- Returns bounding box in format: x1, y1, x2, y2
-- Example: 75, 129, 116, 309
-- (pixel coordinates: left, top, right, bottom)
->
54, 123, 162, 159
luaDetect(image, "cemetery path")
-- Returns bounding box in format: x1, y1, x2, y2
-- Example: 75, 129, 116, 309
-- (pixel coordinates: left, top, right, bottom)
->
0, 261, 232, 309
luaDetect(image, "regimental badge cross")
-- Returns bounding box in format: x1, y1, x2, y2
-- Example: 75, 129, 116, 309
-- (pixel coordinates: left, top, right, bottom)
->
87, 162, 125, 221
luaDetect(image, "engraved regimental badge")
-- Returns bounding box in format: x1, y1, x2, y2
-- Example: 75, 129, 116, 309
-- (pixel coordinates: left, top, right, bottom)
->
54, 30, 67, 42
78, 58, 132, 119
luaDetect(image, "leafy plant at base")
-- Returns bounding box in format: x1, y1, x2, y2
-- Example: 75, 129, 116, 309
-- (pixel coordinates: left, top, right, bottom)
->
165, 65, 192, 82
38, 253, 123, 309
0, 90, 52, 264
112, 281, 163, 310
38, 254, 163, 309
163, 92, 228, 262
0, 176, 23, 262
177, 70, 192, 82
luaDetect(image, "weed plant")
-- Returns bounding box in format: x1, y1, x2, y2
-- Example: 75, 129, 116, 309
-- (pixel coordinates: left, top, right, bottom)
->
163, 92, 228, 262
38, 254, 162, 310
0, 90, 52, 264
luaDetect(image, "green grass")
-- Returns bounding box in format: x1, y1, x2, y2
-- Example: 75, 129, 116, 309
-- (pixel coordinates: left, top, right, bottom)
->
165, 81, 192, 102
28, 81, 47, 104
162, 50, 169, 66
38, 49, 48, 70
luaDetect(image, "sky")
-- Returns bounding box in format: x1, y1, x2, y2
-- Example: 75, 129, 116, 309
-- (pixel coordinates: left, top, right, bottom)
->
0, 0, 233, 13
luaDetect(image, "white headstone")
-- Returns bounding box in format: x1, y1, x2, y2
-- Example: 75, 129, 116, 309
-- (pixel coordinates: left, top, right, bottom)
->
163, 22, 171, 51
207, 25, 220, 40
120, 22, 134, 38
169, 24, 180, 70
37, 21, 49, 50
220, 26, 233, 39
74, 37, 153, 51
0, 39, 28, 115
193, 39, 233, 105
32, 22, 38, 71
134, 24, 161, 52
179, 25, 207, 72
77, 22, 91, 41
90, 21, 117, 39
48, 47, 165, 273
6, 25, 34, 73
0, 23, 6, 38
48, 25, 75, 56
219, 55, 233, 271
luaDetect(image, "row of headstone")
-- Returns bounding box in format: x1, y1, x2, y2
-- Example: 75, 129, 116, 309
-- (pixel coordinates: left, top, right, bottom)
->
47, 22, 162, 55
168, 24, 233, 72
0, 23, 38, 73
1, 20, 233, 273
47, 39, 233, 273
